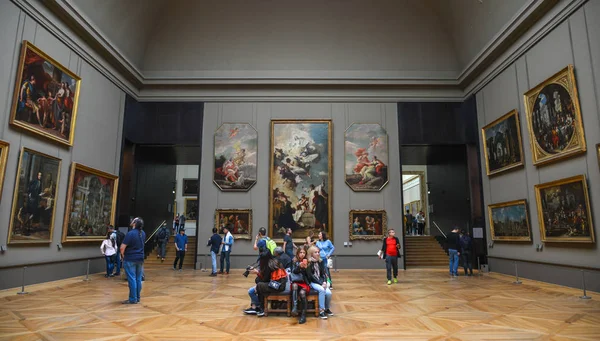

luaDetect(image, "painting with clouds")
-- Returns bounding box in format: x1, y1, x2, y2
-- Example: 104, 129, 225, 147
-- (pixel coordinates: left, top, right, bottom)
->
345, 123, 388, 191
213, 123, 258, 192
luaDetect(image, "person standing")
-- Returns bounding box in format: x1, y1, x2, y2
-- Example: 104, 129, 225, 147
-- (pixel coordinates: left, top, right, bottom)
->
404, 209, 413, 235
416, 210, 426, 236
110, 225, 124, 276
446, 227, 461, 277
179, 213, 186, 233
219, 225, 234, 274
100, 231, 117, 278
120, 217, 146, 304
173, 214, 179, 234
207, 227, 222, 276
155, 222, 170, 262
173, 228, 188, 271
316, 231, 335, 289
460, 229, 473, 276
380, 229, 401, 285
283, 227, 295, 259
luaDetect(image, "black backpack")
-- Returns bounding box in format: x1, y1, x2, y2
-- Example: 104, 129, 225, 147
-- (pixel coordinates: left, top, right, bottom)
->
157, 228, 167, 240
115, 230, 125, 247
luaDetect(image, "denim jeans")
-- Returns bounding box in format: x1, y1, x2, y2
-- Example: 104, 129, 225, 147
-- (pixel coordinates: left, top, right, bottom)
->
157, 240, 167, 258
309, 282, 332, 311
211, 251, 218, 274
448, 249, 459, 275
220, 250, 230, 273
248, 286, 259, 306
124, 261, 143, 303
105, 255, 115, 276
115, 252, 121, 275
385, 256, 398, 280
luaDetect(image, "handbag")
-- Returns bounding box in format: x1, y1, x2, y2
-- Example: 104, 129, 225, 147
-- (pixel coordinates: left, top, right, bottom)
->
268, 280, 282, 290
290, 272, 304, 283
327, 257, 333, 269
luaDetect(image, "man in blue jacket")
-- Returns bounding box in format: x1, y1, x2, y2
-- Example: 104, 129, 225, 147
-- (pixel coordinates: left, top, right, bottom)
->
173, 228, 188, 271
207, 227, 222, 276
219, 225, 234, 275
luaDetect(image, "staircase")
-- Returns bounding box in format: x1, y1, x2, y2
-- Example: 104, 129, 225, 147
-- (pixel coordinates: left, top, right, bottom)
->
145, 236, 196, 268
404, 236, 448, 267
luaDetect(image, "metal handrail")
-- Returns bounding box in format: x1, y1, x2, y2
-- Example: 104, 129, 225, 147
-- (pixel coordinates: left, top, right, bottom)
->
433, 221, 447, 238
145, 220, 167, 244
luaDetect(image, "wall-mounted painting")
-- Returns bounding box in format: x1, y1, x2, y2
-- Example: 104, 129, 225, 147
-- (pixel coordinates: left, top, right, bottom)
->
215, 209, 252, 240
596, 143, 600, 170
184, 198, 198, 222
269, 120, 332, 241
182, 178, 198, 196
8, 148, 61, 244
62, 163, 118, 243
488, 199, 531, 242
349, 209, 387, 240
214, 123, 257, 191
535, 175, 594, 243
0, 140, 9, 202
9, 41, 81, 146
345, 123, 388, 191
481, 109, 524, 176
524, 65, 586, 166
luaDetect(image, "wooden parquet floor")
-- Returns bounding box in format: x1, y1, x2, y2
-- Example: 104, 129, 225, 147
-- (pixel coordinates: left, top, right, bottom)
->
1, 267, 599, 340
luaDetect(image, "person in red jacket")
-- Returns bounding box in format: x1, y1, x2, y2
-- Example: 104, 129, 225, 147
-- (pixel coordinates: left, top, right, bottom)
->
380, 229, 401, 285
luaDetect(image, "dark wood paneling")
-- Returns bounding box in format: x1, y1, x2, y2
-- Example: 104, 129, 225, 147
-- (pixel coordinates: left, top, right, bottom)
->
133, 162, 176, 235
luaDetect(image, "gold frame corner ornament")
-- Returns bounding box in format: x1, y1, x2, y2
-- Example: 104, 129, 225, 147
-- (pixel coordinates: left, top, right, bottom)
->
214, 208, 253, 240
523, 65, 586, 166
61, 162, 119, 243
348, 209, 387, 241
481, 109, 525, 176
9, 41, 82, 147
487, 199, 531, 242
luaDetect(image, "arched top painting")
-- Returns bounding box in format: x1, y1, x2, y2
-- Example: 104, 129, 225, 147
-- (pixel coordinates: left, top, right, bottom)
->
524, 65, 586, 166
214, 123, 258, 192
345, 123, 388, 191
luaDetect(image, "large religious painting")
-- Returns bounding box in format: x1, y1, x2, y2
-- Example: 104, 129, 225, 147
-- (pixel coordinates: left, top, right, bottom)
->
0, 140, 9, 202
184, 198, 198, 222
488, 200, 531, 242
62, 163, 118, 243
8, 148, 61, 244
269, 120, 332, 241
524, 65, 586, 166
182, 178, 198, 196
215, 209, 252, 240
214, 123, 258, 191
535, 175, 594, 243
349, 209, 387, 241
9, 41, 81, 146
344, 123, 388, 191
481, 109, 524, 176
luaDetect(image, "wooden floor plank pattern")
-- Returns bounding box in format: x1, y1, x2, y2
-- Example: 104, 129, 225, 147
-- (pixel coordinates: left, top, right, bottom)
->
0, 268, 599, 340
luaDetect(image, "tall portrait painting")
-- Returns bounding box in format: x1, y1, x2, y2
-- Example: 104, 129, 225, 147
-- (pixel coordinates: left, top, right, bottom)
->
0, 140, 9, 202
481, 110, 524, 176
349, 210, 387, 241
215, 209, 252, 240
488, 200, 531, 242
62, 163, 118, 243
269, 120, 332, 241
524, 65, 586, 166
214, 123, 258, 191
9, 41, 81, 146
535, 175, 594, 243
185, 198, 198, 222
8, 148, 61, 244
345, 123, 388, 191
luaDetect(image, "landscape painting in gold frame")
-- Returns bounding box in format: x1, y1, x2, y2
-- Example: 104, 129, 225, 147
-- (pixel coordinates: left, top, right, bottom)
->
481, 109, 524, 176
215, 209, 252, 240
62, 163, 119, 243
0, 140, 9, 202
349, 209, 387, 241
535, 175, 594, 243
488, 199, 531, 242
524, 65, 586, 166
9, 41, 81, 146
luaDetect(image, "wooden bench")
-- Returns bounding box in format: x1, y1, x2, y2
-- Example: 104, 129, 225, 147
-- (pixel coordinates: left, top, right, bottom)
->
264, 292, 319, 317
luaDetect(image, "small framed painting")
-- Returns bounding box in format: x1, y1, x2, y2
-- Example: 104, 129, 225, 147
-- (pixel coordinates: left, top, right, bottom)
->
182, 178, 198, 196
0, 140, 9, 202
349, 209, 387, 241
488, 200, 531, 242
535, 175, 594, 243
184, 198, 198, 222
215, 209, 252, 240
481, 109, 524, 176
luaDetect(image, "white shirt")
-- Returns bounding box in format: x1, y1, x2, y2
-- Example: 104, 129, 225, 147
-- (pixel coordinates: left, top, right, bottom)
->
101, 240, 117, 256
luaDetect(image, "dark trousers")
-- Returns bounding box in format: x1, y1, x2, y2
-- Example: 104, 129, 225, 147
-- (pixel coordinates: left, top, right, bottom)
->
256, 281, 283, 309
174, 250, 185, 269
115, 252, 121, 275
385, 256, 399, 280
417, 223, 425, 235
462, 251, 473, 274
220, 250, 231, 272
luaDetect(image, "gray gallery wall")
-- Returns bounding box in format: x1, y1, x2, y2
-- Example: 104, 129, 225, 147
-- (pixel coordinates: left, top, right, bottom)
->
197, 103, 401, 270
475, 1, 600, 287
0, 1, 125, 289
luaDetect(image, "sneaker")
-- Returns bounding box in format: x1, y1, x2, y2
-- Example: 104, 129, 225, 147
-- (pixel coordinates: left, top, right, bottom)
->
324, 309, 334, 316
243, 307, 257, 314
319, 311, 328, 319
209, 273, 217, 277
173, 267, 177, 270
393, 278, 398, 283
256, 309, 265, 317
178, 269, 182, 272
121, 300, 137, 305
387, 280, 392, 285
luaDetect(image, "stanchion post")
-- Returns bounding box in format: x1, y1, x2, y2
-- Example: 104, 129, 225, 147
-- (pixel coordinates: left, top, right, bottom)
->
83, 259, 91, 281
17, 266, 28, 295
477, 256, 482, 276
333, 254, 339, 273
579, 270, 591, 300
513, 261, 522, 284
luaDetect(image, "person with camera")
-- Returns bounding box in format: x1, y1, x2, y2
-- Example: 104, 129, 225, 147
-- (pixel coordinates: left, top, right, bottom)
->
290, 247, 310, 324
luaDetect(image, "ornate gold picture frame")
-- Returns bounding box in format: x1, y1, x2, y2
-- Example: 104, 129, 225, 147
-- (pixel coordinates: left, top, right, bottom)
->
215, 208, 252, 240
524, 65, 586, 166
481, 109, 524, 176
534, 175, 594, 243
349, 209, 387, 240
344, 123, 389, 191
0, 140, 9, 203
488, 199, 531, 242
62, 163, 119, 243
